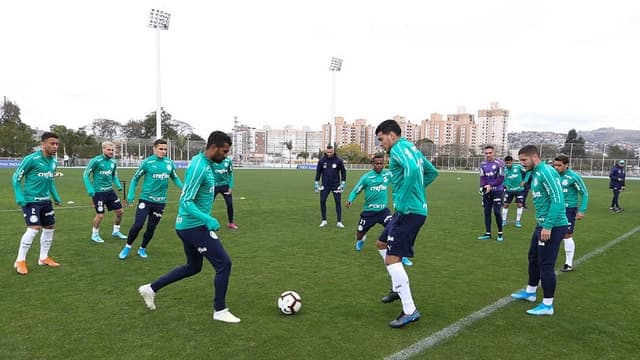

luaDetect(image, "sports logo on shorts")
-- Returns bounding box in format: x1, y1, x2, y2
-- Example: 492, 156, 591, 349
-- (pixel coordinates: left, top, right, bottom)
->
138, 202, 146, 209
357, 225, 364, 231
98, 206, 104, 212
29, 215, 39, 223
209, 231, 219, 239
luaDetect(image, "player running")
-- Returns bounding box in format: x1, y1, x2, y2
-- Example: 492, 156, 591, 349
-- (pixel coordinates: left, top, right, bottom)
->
502, 155, 526, 228
118, 139, 183, 259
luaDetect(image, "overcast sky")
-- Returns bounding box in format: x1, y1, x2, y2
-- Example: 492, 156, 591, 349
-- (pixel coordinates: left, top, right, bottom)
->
2, 0, 639, 139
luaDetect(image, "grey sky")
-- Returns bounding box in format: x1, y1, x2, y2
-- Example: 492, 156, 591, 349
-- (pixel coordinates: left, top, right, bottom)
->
2, 0, 639, 139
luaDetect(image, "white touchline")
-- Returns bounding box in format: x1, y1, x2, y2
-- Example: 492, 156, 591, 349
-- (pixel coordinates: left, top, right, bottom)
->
385, 225, 640, 360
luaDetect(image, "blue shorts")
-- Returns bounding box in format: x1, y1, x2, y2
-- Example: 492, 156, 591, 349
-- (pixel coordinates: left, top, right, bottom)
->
357, 208, 392, 234
565, 207, 577, 234
93, 190, 123, 214
22, 201, 55, 227
504, 190, 525, 205
378, 212, 426, 258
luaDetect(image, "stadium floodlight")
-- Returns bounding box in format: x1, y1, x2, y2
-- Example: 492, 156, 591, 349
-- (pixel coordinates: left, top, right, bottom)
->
148, 9, 171, 139
329, 57, 342, 147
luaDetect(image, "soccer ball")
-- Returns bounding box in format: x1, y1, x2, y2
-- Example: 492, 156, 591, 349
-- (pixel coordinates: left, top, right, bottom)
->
277, 290, 302, 315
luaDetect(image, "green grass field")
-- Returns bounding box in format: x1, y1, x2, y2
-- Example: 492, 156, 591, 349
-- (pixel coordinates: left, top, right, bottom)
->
1, 168, 638, 359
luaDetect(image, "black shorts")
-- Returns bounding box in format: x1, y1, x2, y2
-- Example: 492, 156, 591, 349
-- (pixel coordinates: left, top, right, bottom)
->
22, 201, 55, 227
93, 190, 123, 214
378, 212, 426, 258
357, 208, 392, 234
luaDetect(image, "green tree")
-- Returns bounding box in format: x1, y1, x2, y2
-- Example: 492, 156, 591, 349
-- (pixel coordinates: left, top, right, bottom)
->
49, 124, 98, 158
297, 151, 310, 162
91, 118, 123, 139
282, 140, 293, 167
338, 143, 368, 163
0, 98, 36, 156
561, 129, 586, 158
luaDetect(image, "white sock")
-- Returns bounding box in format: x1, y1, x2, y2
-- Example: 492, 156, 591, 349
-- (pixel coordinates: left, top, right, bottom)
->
92, 227, 100, 235
113, 224, 121, 233
39, 228, 54, 260
543, 297, 553, 306
502, 208, 508, 221
386, 262, 416, 315
16, 228, 39, 262
564, 237, 575, 266
526, 285, 537, 293
516, 207, 523, 221
378, 248, 387, 260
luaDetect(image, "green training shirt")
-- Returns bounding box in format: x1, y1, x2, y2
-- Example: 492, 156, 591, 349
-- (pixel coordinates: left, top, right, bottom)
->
504, 163, 526, 192
211, 157, 234, 188
530, 162, 569, 229
127, 155, 183, 204
12, 150, 62, 204
83, 154, 122, 194
347, 169, 391, 212
388, 137, 439, 216
175, 152, 219, 230
558, 168, 589, 213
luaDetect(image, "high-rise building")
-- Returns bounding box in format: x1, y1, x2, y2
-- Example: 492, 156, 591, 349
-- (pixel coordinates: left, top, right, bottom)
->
477, 102, 509, 154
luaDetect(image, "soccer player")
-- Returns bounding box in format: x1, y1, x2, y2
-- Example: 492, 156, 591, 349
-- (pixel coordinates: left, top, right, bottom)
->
118, 139, 183, 259
608, 160, 626, 212
212, 155, 239, 229
511, 145, 569, 316
477, 145, 505, 241
11, 132, 63, 275
346, 154, 413, 267
83, 141, 127, 243
501, 155, 526, 228
138, 131, 241, 323
314, 145, 347, 228
374, 119, 439, 328
553, 155, 589, 272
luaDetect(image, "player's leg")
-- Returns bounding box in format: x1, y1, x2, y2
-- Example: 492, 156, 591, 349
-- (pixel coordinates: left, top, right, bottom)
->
385, 213, 425, 328
37, 201, 58, 267
221, 191, 236, 227
527, 225, 566, 315
491, 191, 504, 241
478, 193, 493, 239
515, 192, 525, 227
138, 203, 165, 257
511, 227, 542, 302
138, 228, 204, 311
319, 187, 330, 226
91, 193, 107, 242
15, 203, 43, 274
200, 230, 240, 323
561, 208, 577, 272
333, 189, 343, 226
120, 202, 149, 259
109, 191, 127, 239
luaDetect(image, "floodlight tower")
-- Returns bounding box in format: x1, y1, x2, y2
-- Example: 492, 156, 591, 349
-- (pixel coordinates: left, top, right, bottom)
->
148, 9, 171, 139
329, 57, 342, 147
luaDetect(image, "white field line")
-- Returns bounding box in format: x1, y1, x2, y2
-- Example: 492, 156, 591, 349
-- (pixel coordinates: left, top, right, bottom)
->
385, 225, 640, 360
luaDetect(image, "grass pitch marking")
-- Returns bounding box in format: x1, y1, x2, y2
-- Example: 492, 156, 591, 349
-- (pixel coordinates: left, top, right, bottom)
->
385, 225, 640, 360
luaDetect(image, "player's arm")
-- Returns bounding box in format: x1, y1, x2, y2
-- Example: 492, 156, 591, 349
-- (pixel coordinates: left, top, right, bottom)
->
227, 161, 234, 190
112, 164, 123, 191
11, 158, 30, 206
170, 163, 184, 189
82, 158, 96, 196
421, 155, 439, 188
574, 173, 589, 214
50, 180, 62, 205
127, 163, 145, 203
347, 174, 367, 204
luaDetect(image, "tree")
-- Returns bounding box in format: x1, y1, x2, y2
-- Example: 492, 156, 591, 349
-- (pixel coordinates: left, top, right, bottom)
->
297, 151, 310, 162
91, 118, 122, 139
49, 124, 99, 158
0, 98, 36, 156
338, 143, 368, 163
561, 129, 586, 158
282, 140, 293, 167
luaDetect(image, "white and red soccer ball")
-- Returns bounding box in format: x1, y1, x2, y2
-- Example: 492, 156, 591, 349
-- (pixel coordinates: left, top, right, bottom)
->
277, 290, 302, 315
